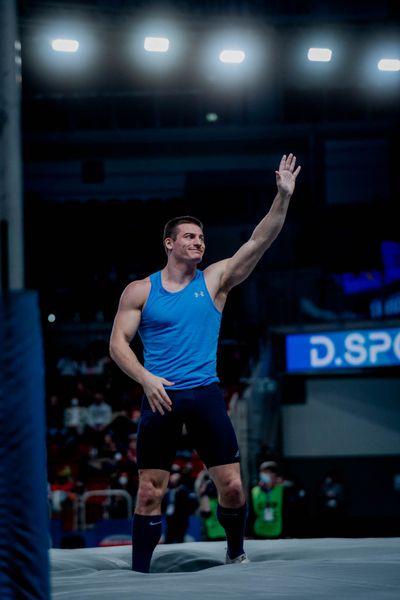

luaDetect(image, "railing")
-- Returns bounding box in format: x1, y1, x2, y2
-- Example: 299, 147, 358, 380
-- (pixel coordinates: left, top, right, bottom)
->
49, 490, 79, 530
79, 489, 133, 530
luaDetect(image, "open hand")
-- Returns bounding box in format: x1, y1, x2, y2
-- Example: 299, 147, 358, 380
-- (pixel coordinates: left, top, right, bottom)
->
141, 372, 174, 415
275, 153, 301, 197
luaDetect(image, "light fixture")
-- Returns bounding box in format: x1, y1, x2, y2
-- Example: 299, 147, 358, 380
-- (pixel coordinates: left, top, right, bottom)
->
144, 36, 170, 53
50, 38, 79, 53
307, 47, 332, 62
219, 49, 246, 64
377, 58, 400, 72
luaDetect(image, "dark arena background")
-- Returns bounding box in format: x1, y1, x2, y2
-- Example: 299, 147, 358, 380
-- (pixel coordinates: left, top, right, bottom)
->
0, 1, 399, 598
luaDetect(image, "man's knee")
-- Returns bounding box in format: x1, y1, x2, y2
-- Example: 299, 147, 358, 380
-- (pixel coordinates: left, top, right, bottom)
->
223, 477, 244, 500
216, 473, 245, 505
136, 473, 167, 512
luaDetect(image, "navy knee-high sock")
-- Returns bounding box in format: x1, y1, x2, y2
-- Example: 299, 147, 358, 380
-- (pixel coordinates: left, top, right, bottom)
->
217, 503, 247, 560
131, 513, 162, 573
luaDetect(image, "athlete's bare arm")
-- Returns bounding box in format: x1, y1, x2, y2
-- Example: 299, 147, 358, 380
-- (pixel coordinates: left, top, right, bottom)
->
205, 153, 301, 310
109, 278, 174, 415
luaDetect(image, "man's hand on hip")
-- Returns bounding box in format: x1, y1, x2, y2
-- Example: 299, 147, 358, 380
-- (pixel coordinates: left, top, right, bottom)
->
141, 372, 174, 415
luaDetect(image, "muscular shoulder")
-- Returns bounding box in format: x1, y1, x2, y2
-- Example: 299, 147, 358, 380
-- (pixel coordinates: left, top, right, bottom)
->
119, 277, 151, 311
203, 260, 230, 309
204, 260, 228, 285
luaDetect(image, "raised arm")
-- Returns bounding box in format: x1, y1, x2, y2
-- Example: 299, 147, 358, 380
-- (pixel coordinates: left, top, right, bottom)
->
206, 153, 301, 300
109, 280, 174, 415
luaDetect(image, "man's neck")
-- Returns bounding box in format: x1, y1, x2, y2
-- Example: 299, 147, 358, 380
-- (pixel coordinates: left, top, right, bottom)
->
162, 260, 197, 290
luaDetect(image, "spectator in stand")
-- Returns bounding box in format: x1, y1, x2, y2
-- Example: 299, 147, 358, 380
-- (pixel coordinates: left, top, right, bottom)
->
117, 470, 137, 499
56, 346, 80, 377
108, 470, 138, 519
85, 446, 105, 475
283, 474, 309, 538
75, 379, 93, 404
130, 407, 141, 433
126, 434, 138, 465
49, 466, 79, 530
250, 461, 286, 539
101, 433, 119, 461
195, 470, 225, 541
80, 342, 111, 377
123, 434, 140, 499
63, 397, 88, 442
106, 409, 137, 453
80, 350, 105, 376
46, 394, 66, 443
163, 466, 198, 544
85, 392, 113, 448
316, 470, 345, 537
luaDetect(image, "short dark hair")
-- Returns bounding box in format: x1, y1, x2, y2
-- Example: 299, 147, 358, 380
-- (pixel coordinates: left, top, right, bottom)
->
163, 215, 203, 245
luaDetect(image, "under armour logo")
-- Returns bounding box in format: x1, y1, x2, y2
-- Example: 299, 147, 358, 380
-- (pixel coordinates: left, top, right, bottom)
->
194, 291, 205, 298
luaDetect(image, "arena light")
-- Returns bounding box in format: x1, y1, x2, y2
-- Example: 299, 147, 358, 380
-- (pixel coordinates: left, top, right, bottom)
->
362, 41, 400, 88
219, 49, 246, 64
307, 47, 332, 62
128, 19, 184, 75
201, 27, 266, 86
35, 21, 96, 75
377, 58, 400, 72
144, 36, 170, 53
205, 112, 219, 122
51, 38, 80, 53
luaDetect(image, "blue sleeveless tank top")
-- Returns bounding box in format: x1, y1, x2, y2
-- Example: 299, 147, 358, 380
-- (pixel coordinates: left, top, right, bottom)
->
138, 270, 222, 390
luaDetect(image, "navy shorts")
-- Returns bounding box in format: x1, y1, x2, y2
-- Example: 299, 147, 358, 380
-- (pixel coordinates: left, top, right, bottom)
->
136, 383, 240, 471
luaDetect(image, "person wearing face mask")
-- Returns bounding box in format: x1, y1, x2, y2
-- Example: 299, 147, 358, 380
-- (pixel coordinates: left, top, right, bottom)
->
108, 470, 138, 519
163, 467, 199, 543
250, 461, 285, 539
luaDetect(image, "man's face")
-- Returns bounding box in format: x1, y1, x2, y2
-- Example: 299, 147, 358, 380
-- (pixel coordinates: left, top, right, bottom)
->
166, 223, 205, 263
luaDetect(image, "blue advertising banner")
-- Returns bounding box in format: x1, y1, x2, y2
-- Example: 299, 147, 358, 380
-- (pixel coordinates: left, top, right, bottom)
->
286, 327, 400, 372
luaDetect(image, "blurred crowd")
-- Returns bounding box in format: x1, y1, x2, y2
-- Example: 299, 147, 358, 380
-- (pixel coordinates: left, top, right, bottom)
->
46, 342, 346, 542
46, 341, 238, 534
